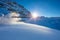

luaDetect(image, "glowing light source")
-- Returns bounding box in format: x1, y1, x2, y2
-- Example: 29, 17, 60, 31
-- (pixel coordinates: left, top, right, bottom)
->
32, 12, 38, 19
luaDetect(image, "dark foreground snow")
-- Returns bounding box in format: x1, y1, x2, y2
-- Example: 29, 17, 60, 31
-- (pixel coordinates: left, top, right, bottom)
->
0, 22, 60, 40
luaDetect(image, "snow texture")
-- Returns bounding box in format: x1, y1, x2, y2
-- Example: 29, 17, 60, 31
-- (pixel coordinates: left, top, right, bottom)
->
0, 22, 60, 40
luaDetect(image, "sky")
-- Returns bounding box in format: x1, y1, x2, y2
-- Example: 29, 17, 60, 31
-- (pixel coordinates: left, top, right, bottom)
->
15, 0, 60, 17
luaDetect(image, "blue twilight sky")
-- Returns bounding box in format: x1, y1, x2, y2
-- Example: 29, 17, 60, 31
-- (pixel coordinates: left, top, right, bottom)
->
15, 0, 60, 17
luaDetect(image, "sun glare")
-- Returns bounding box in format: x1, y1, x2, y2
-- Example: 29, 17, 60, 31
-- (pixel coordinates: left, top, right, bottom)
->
32, 12, 38, 19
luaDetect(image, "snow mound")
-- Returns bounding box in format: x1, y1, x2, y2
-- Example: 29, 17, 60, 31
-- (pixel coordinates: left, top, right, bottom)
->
0, 22, 60, 40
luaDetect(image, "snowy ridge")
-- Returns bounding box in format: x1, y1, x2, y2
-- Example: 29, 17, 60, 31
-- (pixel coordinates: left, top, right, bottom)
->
0, 22, 60, 40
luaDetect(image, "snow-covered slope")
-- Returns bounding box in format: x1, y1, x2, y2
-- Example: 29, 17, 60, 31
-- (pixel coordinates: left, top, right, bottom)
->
0, 22, 60, 40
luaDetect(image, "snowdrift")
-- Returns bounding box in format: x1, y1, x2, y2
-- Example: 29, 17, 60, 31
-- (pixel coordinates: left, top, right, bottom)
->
0, 22, 60, 40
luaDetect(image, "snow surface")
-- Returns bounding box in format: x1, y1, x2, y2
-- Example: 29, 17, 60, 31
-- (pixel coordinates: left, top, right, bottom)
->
0, 15, 60, 40
0, 22, 60, 40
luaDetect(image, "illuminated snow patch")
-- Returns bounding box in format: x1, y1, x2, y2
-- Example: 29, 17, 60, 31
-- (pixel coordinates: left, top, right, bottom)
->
0, 12, 21, 24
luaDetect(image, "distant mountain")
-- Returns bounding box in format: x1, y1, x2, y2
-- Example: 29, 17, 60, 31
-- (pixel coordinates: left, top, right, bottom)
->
0, 0, 31, 17
24, 16, 60, 30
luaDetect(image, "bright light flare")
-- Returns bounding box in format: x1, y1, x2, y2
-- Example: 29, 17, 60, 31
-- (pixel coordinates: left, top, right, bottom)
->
32, 12, 38, 19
